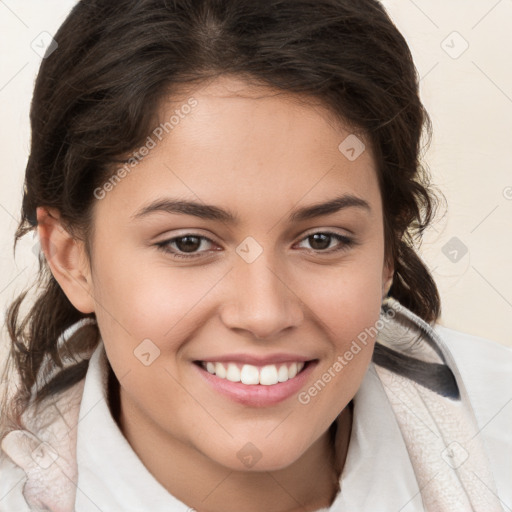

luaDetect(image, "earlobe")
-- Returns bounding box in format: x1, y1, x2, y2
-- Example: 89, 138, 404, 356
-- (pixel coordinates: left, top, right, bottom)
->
382, 260, 394, 299
382, 278, 393, 299
36, 207, 96, 314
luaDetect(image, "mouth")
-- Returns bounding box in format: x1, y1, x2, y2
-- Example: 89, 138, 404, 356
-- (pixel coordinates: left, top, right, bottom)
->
193, 359, 318, 406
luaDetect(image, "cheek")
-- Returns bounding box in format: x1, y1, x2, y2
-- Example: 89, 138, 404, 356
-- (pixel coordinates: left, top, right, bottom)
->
92, 242, 221, 332
91, 249, 232, 378
302, 251, 385, 343
316, 280, 380, 379
297, 250, 384, 398
296, 274, 382, 428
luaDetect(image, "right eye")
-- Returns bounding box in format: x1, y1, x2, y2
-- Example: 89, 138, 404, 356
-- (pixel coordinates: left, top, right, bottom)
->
155, 234, 220, 260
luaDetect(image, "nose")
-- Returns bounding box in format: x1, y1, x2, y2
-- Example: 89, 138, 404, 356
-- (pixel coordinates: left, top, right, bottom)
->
219, 251, 304, 340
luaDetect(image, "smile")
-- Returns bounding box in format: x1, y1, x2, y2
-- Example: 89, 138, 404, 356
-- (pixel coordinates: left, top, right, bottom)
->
200, 361, 306, 385
194, 358, 317, 407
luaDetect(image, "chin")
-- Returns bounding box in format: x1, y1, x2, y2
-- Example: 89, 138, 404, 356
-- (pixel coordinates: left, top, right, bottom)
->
202, 437, 311, 473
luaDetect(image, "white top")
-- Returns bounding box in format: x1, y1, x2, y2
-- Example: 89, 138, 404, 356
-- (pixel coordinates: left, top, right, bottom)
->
1, 323, 511, 511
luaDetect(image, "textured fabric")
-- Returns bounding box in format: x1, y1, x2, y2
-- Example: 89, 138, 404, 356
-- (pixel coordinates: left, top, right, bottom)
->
1, 299, 511, 511
375, 298, 505, 511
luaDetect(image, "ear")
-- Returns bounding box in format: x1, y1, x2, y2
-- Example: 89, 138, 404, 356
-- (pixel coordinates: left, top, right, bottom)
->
381, 256, 394, 299
36, 207, 95, 314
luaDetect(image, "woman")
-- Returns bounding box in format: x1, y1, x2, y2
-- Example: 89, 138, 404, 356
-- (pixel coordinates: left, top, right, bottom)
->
1, 1, 510, 511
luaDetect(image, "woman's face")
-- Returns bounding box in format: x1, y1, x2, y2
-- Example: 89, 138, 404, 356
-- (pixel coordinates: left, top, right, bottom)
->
77, 76, 392, 471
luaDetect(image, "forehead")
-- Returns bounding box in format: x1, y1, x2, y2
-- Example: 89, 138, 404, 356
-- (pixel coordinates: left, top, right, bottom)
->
97, 75, 380, 221
161, 74, 368, 155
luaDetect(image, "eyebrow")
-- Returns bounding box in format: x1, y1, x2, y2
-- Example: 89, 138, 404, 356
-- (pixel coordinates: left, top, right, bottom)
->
131, 194, 371, 224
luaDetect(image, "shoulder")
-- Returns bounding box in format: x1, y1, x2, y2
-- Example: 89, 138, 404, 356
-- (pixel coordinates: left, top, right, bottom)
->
0, 377, 86, 512
434, 324, 512, 502
434, 324, 512, 390
433, 324, 512, 417
433, 323, 512, 428
0, 452, 31, 511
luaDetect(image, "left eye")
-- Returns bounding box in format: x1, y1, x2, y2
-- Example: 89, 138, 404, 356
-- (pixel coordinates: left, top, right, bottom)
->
296, 232, 353, 253
155, 231, 354, 260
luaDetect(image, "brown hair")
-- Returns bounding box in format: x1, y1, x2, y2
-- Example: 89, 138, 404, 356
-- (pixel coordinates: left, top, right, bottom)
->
1, 0, 443, 437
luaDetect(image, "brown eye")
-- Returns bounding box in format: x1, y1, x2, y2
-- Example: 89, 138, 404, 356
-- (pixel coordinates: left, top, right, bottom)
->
308, 233, 332, 250
174, 235, 202, 253
297, 231, 354, 254
155, 234, 217, 259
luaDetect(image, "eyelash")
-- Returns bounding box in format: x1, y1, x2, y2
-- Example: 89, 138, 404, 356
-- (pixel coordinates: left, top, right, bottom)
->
155, 231, 356, 260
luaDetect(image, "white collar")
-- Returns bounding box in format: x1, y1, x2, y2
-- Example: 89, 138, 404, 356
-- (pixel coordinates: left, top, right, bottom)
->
75, 342, 190, 511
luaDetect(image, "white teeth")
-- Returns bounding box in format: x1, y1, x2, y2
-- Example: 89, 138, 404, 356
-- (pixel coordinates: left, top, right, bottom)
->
202, 361, 307, 385
215, 362, 227, 379
260, 365, 279, 385
277, 365, 289, 382
226, 363, 241, 382
240, 364, 260, 385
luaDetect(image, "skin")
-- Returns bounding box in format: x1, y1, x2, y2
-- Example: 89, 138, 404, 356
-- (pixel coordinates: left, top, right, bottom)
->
38, 75, 393, 512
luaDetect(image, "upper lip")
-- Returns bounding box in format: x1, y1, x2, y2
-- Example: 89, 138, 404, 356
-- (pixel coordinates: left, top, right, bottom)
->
196, 353, 315, 366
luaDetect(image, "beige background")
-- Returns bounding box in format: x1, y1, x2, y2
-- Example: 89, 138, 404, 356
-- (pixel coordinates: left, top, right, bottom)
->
0, 0, 511, 355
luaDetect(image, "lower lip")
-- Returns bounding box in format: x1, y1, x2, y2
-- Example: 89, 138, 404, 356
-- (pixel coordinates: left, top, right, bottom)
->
194, 361, 318, 407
